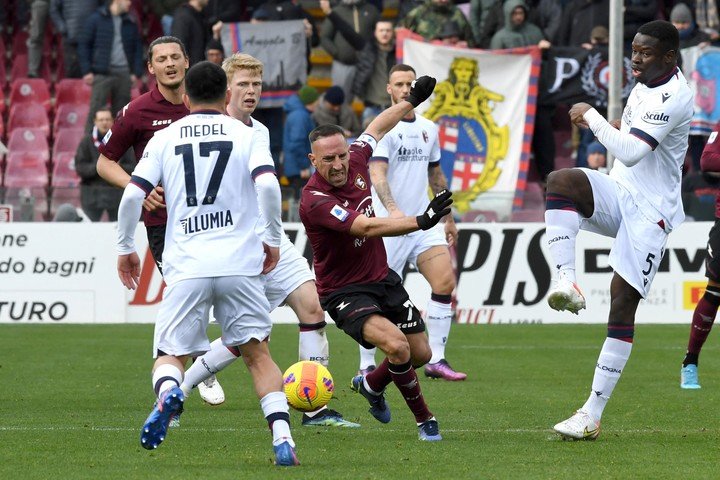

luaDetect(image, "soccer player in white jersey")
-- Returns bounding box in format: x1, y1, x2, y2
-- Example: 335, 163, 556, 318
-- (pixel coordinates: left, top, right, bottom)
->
544, 20, 693, 440
356, 64, 467, 381
178, 53, 359, 427
116, 61, 299, 465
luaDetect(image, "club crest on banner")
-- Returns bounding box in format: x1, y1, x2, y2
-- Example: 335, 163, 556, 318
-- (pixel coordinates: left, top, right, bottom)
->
424, 57, 509, 212
580, 52, 634, 108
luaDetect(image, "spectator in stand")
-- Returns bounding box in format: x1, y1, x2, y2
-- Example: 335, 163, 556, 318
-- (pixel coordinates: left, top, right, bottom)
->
171, 0, 223, 66
489, 0, 547, 49
432, 19, 469, 47
207, 0, 247, 25
351, 19, 396, 128
78, 0, 144, 132
53, 203, 89, 221
318, 2, 394, 127
50, 0, 102, 79
148, 0, 185, 35
312, 86, 362, 138
671, 3, 712, 50
319, 0, 380, 104
478, 0, 560, 49
470, 0, 499, 47
555, 0, 609, 47
695, 0, 720, 43
400, 0, 477, 47
283, 85, 319, 200
27, 0, 50, 79
397, 0, 424, 21
623, 0, 657, 49
204, 38, 224, 65
585, 141, 607, 172
75, 107, 136, 221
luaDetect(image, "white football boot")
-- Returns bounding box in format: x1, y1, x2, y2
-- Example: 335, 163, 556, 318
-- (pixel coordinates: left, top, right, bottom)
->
547, 278, 586, 314
197, 374, 225, 405
553, 410, 600, 440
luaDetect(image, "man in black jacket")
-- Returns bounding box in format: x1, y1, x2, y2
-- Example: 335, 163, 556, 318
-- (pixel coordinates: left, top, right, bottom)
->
74, 107, 135, 221
171, 0, 222, 66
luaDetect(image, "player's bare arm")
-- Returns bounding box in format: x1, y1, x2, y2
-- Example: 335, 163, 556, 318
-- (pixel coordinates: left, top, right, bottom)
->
348, 190, 452, 238
369, 161, 404, 218
97, 153, 166, 211
428, 164, 457, 246
364, 76, 436, 144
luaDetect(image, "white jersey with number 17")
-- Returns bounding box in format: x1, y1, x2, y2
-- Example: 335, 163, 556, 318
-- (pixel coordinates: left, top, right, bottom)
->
130, 111, 275, 284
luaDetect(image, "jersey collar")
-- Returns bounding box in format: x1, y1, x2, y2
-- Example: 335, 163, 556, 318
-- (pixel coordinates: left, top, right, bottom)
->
645, 66, 678, 88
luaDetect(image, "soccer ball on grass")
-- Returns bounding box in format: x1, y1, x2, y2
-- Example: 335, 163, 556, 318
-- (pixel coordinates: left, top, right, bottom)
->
282, 361, 334, 412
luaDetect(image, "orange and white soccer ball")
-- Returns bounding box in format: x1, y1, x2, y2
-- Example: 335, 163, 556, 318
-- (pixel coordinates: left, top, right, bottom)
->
282, 361, 334, 412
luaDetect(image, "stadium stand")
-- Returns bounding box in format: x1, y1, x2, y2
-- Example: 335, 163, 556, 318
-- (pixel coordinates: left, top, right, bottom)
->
9, 78, 52, 113
53, 104, 89, 134
8, 102, 51, 138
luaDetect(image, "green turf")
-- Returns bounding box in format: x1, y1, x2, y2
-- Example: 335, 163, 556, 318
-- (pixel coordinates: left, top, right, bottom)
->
1, 323, 718, 479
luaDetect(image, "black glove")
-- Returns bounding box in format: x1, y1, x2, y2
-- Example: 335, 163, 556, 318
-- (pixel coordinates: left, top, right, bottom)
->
416, 190, 452, 230
407, 76, 436, 107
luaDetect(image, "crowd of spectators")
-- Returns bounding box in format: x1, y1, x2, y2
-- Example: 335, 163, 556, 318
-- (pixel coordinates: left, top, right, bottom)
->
1, 0, 719, 221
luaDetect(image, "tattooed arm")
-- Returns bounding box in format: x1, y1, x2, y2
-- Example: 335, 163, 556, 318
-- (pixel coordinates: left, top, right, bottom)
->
369, 160, 405, 218
428, 164, 458, 246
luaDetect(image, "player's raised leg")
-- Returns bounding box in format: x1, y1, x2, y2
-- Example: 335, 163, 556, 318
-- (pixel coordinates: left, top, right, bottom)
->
554, 274, 638, 440
681, 281, 720, 389
545, 169, 593, 314
180, 337, 237, 403
418, 245, 466, 381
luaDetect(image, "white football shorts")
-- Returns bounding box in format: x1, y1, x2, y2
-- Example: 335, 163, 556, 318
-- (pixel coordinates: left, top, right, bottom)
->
383, 223, 447, 275
264, 234, 315, 310
580, 168, 669, 298
153, 274, 272, 358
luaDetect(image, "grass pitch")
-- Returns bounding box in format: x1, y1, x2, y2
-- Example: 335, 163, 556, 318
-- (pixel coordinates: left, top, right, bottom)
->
1, 323, 719, 479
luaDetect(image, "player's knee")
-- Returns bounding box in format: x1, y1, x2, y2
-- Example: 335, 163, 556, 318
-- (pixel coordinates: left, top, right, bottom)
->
384, 337, 411, 362
431, 275, 455, 295
412, 346, 432, 366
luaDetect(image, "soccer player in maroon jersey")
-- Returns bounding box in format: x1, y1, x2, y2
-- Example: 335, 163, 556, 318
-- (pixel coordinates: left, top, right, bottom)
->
681, 122, 720, 389
299, 75, 454, 441
97, 36, 190, 272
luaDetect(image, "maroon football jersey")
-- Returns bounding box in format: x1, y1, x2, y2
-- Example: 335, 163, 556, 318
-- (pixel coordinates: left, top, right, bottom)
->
300, 134, 389, 298
98, 87, 189, 226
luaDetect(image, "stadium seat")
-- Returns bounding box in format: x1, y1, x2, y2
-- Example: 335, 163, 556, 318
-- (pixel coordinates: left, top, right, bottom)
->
7, 128, 50, 153
0, 114, 4, 142
510, 208, 545, 222
0, 87, 6, 116
4, 151, 49, 188
9, 78, 52, 112
50, 187, 82, 217
53, 103, 89, 133
3, 186, 50, 221
55, 78, 92, 106
11, 30, 28, 57
51, 151, 80, 188
8, 102, 51, 138
53, 128, 84, 156
0, 57, 6, 92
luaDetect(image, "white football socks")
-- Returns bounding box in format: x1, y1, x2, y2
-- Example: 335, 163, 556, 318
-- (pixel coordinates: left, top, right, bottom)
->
427, 298, 452, 364
359, 346, 377, 370
260, 391, 294, 447
581, 337, 633, 422
545, 209, 581, 283
180, 338, 238, 395
298, 326, 329, 366
152, 363, 183, 398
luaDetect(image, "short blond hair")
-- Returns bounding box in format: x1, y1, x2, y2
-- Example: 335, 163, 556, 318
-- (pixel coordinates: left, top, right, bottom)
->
222, 52, 264, 82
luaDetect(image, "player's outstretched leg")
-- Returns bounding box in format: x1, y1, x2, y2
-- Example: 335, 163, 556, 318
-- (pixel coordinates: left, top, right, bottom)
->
180, 338, 239, 405
544, 172, 586, 314
350, 359, 392, 423
141, 363, 185, 450
553, 325, 633, 441
681, 284, 720, 389
425, 293, 466, 381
